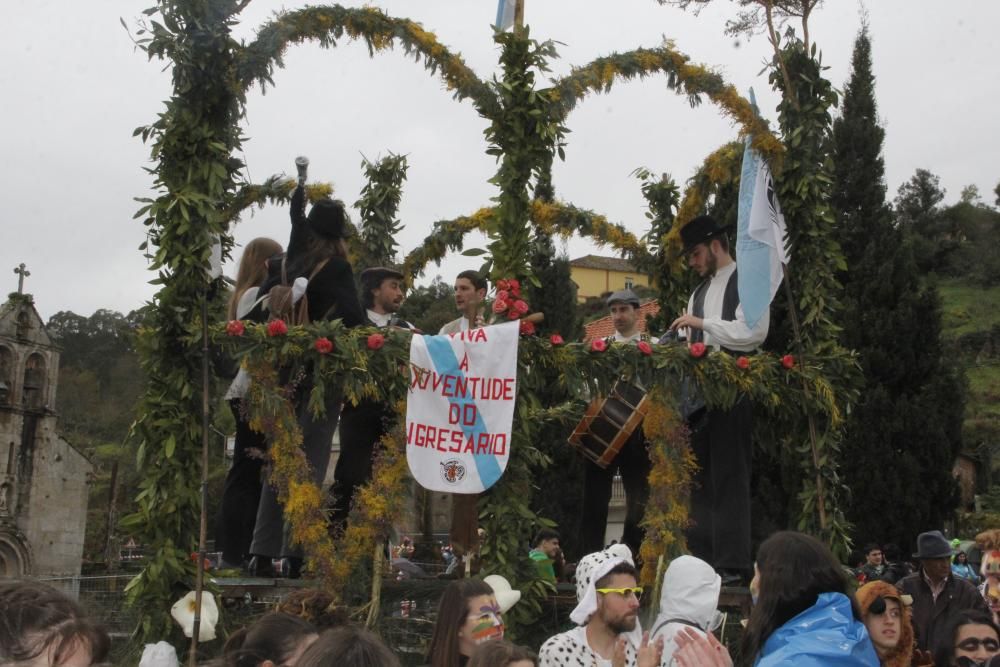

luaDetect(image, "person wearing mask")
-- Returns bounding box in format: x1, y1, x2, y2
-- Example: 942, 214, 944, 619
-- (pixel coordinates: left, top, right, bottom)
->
739, 531, 879, 666
222, 613, 319, 667
649, 555, 723, 666
897, 531, 989, 652
426, 578, 506, 667
0, 580, 110, 667
856, 580, 921, 667
217, 237, 283, 570
931, 610, 1000, 667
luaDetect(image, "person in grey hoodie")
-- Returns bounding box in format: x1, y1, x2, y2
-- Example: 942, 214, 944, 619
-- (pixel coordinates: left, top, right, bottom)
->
649, 555, 723, 666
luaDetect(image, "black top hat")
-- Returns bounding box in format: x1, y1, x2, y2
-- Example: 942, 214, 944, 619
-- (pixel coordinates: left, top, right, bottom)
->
360, 266, 405, 291
606, 289, 640, 308
680, 214, 730, 254
912, 530, 955, 559
307, 199, 354, 240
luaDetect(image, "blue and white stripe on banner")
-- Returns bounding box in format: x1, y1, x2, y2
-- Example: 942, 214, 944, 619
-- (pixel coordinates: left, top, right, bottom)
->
424, 336, 503, 489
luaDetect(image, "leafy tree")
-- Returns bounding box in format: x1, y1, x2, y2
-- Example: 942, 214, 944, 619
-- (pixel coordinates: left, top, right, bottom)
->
994, 180, 1000, 208
939, 197, 1000, 287
396, 276, 457, 334
831, 27, 963, 549
894, 169, 948, 272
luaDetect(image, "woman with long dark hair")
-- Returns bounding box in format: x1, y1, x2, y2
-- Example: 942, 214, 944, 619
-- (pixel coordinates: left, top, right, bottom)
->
296, 625, 400, 667
739, 531, 878, 666
247, 192, 365, 578
217, 237, 282, 569
427, 578, 505, 667
932, 610, 1000, 667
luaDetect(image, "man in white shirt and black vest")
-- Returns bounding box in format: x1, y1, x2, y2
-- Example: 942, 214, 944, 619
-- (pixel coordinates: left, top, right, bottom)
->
580, 289, 653, 558
329, 266, 412, 536
669, 214, 768, 586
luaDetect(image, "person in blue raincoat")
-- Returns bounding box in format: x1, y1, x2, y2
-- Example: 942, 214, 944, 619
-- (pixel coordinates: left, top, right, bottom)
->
739, 531, 880, 667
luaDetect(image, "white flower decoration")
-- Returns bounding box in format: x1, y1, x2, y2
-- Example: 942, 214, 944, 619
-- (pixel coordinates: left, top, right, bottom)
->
169, 591, 219, 641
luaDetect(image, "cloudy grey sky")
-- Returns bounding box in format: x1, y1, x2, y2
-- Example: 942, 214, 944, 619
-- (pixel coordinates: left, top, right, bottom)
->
2, 1, 998, 321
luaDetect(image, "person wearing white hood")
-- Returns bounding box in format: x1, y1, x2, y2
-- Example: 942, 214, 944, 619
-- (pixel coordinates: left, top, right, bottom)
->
649, 555, 724, 666
539, 545, 662, 667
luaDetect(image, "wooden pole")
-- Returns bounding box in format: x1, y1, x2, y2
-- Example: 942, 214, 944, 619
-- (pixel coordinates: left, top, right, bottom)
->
781, 265, 828, 531
514, 0, 525, 31
188, 294, 211, 666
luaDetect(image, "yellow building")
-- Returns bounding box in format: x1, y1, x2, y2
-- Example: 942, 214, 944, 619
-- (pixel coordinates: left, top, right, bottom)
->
569, 255, 651, 302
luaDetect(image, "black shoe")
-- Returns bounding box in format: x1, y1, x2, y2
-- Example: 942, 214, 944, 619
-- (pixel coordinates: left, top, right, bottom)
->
283, 557, 303, 580
247, 555, 276, 578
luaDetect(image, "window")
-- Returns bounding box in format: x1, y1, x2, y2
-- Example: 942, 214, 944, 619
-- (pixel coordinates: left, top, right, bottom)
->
624, 277, 634, 289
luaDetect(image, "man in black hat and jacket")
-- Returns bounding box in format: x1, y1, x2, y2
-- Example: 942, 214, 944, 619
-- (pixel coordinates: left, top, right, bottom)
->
898, 530, 989, 652
668, 214, 768, 584
328, 267, 413, 536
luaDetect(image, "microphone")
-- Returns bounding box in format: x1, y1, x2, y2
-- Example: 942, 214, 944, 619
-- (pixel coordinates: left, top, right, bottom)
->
295, 156, 309, 185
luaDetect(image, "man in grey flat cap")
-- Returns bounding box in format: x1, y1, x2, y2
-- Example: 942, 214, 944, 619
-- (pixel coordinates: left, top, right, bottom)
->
579, 289, 653, 557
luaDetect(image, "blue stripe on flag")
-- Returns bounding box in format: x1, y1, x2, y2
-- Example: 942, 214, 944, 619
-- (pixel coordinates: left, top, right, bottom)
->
736, 88, 780, 330
424, 336, 503, 490
496, 0, 516, 31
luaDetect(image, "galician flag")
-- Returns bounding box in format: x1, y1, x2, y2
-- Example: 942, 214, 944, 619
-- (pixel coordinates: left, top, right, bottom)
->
495, 0, 516, 32
736, 89, 790, 329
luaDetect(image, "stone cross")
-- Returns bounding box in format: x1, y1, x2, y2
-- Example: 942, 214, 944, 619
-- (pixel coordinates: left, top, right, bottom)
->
13, 263, 29, 294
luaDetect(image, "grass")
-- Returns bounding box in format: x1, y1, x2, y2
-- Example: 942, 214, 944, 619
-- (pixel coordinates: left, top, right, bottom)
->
938, 277, 1000, 339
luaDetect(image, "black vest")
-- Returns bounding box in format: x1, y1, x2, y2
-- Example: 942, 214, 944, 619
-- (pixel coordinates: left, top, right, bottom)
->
689, 268, 739, 346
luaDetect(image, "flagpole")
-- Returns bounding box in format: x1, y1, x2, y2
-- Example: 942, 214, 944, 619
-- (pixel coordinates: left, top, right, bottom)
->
514, 0, 524, 32
780, 265, 828, 531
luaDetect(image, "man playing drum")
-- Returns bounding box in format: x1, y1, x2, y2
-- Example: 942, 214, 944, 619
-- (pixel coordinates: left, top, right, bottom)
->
579, 289, 652, 558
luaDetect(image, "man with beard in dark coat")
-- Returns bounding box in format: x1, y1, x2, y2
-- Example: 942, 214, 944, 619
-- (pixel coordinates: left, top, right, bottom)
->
328, 267, 412, 536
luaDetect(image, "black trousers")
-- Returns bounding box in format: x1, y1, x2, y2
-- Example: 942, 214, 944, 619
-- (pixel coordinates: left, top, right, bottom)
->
328, 399, 387, 536
579, 429, 651, 558
215, 399, 265, 565
686, 396, 753, 572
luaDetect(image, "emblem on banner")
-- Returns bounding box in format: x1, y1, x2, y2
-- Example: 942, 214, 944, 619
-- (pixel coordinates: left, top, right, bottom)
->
440, 459, 467, 485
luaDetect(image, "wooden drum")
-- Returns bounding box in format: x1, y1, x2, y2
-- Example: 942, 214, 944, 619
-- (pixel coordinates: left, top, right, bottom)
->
567, 381, 648, 468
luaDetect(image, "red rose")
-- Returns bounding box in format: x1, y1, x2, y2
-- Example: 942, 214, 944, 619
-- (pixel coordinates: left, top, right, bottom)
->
496, 289, 510, 302
590, 339, 607, 353
689, 342, 706, 358
736, 356, 750, 370
492, 299, 508, 314
367, 333, 385, 350
550, 333, 564, 346
507, 310, 521, 320
496, 279, 510, 292
782, 354, 795, 369
225, 320, 245, 336
637, 340, 653, 356
508, 279, 521, 296
519, 320, 535, 335
314, 337, 334, 354
513, 299, 529, 314
267, 319, 288, 337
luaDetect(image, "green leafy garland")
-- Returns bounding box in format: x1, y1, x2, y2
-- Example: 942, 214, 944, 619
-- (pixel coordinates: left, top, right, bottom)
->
354, 153, 409, 270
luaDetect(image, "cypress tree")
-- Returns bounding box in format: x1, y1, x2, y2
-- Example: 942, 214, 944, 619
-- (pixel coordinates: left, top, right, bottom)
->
832, 27, 963, 550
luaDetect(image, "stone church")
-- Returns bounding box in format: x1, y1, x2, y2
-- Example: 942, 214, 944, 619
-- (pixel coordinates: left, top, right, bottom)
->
0, 292, 92, 575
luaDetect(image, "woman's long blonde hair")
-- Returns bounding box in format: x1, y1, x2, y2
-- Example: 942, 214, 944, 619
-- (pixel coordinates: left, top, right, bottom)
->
228, 237, 282, 319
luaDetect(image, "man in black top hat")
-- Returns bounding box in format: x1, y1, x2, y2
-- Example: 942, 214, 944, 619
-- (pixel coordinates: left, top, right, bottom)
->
897, 530, 989, 652
669, 214, 768, 584
328, 266, 413, 537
